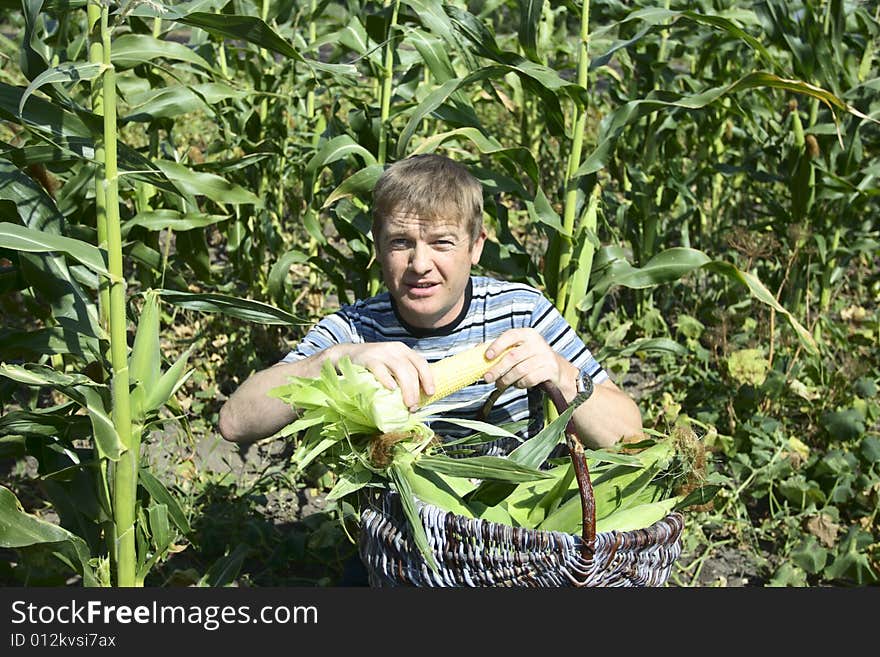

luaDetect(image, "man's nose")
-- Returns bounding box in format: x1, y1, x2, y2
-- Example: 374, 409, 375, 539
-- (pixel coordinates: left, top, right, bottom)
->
409, 242, 432, 273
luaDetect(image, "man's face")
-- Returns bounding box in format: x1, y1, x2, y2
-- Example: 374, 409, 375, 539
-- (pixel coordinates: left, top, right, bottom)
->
375, 208, 485, 329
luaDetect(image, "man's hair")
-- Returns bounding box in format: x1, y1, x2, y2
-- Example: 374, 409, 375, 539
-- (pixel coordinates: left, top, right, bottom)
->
371, 154, 484, 243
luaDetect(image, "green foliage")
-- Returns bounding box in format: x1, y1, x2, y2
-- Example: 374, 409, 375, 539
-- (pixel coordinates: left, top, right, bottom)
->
0, 0, 877, 587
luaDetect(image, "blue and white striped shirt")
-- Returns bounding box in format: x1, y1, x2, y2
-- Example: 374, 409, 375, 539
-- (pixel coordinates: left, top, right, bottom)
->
281, 276, 607, 455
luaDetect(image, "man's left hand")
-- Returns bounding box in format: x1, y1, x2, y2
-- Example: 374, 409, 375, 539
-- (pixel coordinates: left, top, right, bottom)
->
483, 328, 579, 398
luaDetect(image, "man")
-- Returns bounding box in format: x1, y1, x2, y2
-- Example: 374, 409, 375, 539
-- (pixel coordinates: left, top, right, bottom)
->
218, 154, 642, 452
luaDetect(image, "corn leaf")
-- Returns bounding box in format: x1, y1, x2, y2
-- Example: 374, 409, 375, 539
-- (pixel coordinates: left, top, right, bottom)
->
410, 127, 540, 185
160, 290, 299, 325
424, 415, 520, 440
155, 160, 263, 207
326, 466, 374, 501
111, 34, 214, 70
0, 222, 109, 277
588, 246, 817, 355
389, 462, 438, 572
595, 496, 681, 534
304, 135, 377, 205
18, 62, 108, 117
507, 392, 582, 468
122, 210, 230, 236
267, 249, 311, 302
0, 362, 102, 388
516, 0, 543, 62
0, 485, 98, 587
177, 13, 357, 78
322, 165, 385, 209
138, 468, 191, 535
417, 454, 553, 483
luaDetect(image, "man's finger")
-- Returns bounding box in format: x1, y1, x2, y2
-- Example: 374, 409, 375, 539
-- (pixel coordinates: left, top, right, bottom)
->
484, 329, 527, 360
388, 361, 422, 408
368, 364, 399, 392
496, 356, 551, 390
409, 353, 435, 398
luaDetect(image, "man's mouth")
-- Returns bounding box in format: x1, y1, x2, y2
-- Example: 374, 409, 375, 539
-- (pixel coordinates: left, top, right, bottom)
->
404, 281, 439, 296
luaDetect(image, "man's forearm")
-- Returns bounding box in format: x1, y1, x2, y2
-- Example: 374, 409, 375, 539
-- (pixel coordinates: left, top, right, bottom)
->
218, 346, 347, 443
569, 380, 644, 449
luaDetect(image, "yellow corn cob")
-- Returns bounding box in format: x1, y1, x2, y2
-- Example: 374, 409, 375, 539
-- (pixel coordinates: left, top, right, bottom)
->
419, 341, 510, 407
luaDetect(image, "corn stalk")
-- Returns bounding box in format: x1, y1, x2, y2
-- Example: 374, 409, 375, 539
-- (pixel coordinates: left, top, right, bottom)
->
88, 1, 109, 334
554, 0, 592, 323
377, 0, 401, 166
370, 0, 402, 296
86, 0, 117, 579
97, 5, 137, 587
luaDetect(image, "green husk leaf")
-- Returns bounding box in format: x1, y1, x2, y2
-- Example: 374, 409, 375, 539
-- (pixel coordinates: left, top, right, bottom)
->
326, 465, 374, 501
417, 454, 553, 483
389, 462, 438, 572
408, 465, 474, 517
674, 485, 721, 511
465, 390, 583, 506
469, 500, 516, 526
595, 496, 681, 533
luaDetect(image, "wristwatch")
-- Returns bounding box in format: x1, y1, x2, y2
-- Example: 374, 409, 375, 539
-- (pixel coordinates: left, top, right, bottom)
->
575, 371, 594, 397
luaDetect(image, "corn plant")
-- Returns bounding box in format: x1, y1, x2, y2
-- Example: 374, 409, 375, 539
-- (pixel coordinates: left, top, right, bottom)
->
0, 0, 339, 585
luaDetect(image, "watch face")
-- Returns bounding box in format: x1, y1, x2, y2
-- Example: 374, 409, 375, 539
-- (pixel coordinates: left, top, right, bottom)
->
577, 374, 592, 395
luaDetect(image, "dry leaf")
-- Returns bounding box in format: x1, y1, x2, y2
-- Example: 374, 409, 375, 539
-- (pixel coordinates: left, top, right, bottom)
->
804, 514, 840, 548
840, 305, 867, 322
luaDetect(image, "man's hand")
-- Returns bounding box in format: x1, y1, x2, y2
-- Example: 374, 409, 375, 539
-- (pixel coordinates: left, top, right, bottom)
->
483, 328, 643, 449
483, 328, 579, 398
339, 342, 435, 411
219, 341, 435, 443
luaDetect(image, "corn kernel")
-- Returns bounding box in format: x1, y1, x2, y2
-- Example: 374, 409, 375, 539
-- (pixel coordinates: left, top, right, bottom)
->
419, 341, 510, 407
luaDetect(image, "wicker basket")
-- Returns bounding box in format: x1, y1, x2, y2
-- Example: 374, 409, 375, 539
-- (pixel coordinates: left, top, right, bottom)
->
359, 492, 684, 587
357, 381, 685, 587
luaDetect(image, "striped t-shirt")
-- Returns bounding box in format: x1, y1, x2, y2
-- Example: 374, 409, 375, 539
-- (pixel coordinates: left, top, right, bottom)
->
281, 276, 607, 455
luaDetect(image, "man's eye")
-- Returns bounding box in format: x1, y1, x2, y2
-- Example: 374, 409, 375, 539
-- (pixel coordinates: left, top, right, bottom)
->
434, 240, 455, 249
389, 239, 409, 248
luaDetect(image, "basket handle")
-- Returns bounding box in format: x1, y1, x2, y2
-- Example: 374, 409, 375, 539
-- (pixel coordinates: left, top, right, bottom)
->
478, 379, 597, 556
538, 380, 596, 557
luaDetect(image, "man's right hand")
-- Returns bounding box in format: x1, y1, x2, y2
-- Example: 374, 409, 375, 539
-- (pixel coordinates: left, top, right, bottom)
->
335, 342, 434, 412
218, 341, 434, 443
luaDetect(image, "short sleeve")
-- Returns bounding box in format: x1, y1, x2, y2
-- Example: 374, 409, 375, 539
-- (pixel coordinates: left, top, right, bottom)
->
279, 310, 361, 364
528, 294, 608, 385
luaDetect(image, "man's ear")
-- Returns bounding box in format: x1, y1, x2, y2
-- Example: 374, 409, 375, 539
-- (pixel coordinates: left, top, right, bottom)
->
469, 228, 487, 266
371, 227, 382, 258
